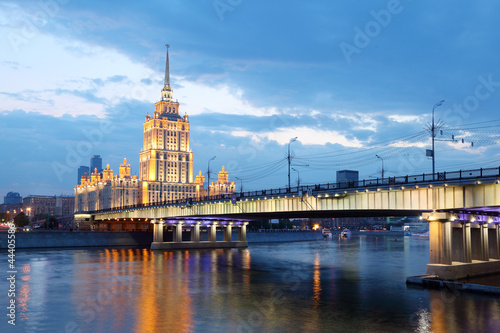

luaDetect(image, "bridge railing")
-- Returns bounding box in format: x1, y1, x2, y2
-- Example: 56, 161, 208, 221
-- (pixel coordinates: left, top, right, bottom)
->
83, 166, 500, 215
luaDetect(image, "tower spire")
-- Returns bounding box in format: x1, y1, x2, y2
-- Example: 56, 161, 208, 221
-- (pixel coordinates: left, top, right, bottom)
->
164, 44, 170, 89
161, 44, 173, 102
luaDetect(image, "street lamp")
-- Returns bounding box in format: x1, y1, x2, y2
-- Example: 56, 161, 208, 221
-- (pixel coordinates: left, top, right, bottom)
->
235, 177, 243, 193
431, 100, 445, 179
287, 137, 298, 191
375, 155, 384, 179
207, 156, 216, 198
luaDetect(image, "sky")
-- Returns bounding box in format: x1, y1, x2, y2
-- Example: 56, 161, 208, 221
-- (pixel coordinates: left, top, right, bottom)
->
1, 0, 500, 198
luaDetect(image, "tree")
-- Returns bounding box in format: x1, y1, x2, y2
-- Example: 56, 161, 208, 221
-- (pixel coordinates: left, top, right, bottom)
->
14, 212, 30, 228
278, 218, 293, 229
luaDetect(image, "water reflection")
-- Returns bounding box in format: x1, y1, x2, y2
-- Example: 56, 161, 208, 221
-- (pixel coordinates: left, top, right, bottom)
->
4, 236, 500, 332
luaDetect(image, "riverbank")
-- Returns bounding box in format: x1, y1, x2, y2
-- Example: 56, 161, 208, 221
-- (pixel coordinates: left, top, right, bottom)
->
0, 230, 324, 249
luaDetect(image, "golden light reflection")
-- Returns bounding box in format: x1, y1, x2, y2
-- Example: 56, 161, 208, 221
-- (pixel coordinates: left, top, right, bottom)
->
312, 252, 322, 308
241, 249, 251, 291
18, 264, 31, 321
133, 249, 194, 333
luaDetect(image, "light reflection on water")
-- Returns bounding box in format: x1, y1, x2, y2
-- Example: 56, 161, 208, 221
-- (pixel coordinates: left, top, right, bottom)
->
1, 235, 500, 333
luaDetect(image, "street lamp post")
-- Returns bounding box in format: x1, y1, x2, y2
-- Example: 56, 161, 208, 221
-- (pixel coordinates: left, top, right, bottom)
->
431, 100, 445, 179
287, 137, 298, 191
207, 156, 216, 198
235, 177, 243, 193
375, 155, 384, 179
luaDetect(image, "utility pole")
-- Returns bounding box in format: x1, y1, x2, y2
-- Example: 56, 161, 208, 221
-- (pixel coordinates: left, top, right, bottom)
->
431, 100, 445, 180
287, 137, 297, 191
207, 156, 216, 198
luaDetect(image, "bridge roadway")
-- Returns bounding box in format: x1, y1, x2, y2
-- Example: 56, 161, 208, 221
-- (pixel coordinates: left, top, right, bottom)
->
79, 167, 500, 279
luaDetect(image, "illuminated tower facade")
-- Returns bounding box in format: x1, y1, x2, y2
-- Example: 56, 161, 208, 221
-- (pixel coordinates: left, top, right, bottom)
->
139, 45, 195, 204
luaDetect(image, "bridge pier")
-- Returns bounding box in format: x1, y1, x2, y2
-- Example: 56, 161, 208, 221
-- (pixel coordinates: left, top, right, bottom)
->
425, 212, 500, 280
238, 222, 248, 242
173, 221, 183, 242
152, 219, 164, 243
208, 222, 218, 242
191, 222, 200, 242
150, 219, 248, 250
223, 222, 233, 242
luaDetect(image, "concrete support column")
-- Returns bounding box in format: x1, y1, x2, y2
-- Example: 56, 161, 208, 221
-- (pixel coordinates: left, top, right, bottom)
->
463, 223, 472, 263
152, 219, 164, 243
481, 223, 490, 261
223, 222, 233, 242
238, 222, 248, 242
173, 221, 183, 242
191, 222, 200, 242
429, 220, 452, 265
208, 222, 218, 242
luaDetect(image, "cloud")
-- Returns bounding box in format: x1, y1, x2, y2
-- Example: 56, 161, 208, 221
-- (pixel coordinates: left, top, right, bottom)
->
229, 126, 364, 147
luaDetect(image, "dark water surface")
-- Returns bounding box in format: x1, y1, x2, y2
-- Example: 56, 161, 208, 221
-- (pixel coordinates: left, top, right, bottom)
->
2, 235, 500, 333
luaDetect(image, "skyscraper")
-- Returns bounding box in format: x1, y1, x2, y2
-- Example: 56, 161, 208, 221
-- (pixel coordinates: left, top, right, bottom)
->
90, 155, 102, 174
77, 166, 90, 185
139, 45, 195, 204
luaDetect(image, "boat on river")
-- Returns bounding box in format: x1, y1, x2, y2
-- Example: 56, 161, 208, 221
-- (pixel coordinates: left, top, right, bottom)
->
322, 228, 332, 238
341, 229, 351, 238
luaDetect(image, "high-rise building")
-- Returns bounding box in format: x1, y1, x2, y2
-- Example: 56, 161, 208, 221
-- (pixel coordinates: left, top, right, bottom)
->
77, 166, 90, 185
139, 45, 196, 204
74, 45, 236, 217
90, 155, 103, 174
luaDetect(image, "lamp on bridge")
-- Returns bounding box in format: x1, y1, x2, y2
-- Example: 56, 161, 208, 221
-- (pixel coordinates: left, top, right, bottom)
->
207, 156, 216, 198
287, 137, 298, 191
375, 155, 384, 179
235, 177, 243, 194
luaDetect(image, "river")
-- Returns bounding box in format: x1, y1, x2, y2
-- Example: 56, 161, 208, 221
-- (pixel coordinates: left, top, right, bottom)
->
1, 234, 499, 332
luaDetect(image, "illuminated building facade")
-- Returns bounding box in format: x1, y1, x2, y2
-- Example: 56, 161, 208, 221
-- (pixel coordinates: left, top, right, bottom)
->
139, 45, 196, 204
194, 166, 236, 197
74, 45, 236, 216
75, 159, 139, 212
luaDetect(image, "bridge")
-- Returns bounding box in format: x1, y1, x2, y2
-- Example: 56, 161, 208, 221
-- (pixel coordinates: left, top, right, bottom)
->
76, 166, 500, 280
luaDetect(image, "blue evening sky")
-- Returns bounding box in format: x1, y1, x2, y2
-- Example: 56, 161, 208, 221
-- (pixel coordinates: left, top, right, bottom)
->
1, 0, 500, 197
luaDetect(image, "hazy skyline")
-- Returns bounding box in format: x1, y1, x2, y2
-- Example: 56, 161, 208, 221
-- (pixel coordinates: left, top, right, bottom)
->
1, 0, 500, 197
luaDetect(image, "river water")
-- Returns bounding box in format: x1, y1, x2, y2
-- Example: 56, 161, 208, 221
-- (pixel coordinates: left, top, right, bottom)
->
2, 234, 499, 333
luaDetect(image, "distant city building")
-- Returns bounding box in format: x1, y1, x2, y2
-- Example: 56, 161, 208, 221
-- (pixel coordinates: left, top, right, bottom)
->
55, 196, 76, 217
4, 191, 22, 205
336, 170, 359, 184
23, 195, 57, 217
77, 166, 90, 185
90, 155, 103, 174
